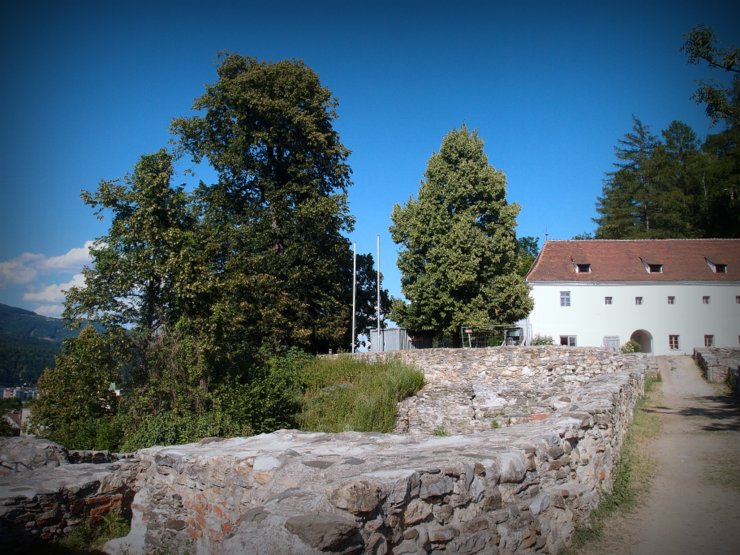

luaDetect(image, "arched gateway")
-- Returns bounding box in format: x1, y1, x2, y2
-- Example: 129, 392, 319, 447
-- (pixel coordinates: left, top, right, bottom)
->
630, 329, 653, 353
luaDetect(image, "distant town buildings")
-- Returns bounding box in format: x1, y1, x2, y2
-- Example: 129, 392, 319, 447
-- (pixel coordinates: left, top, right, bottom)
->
2, 386, 38, 401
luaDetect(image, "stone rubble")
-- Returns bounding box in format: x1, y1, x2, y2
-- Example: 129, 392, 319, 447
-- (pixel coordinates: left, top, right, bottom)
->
103, 347, 651, 554
0, 347, 655, 554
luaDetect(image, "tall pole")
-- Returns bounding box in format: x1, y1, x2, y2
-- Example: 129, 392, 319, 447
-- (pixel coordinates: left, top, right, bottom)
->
377, 235, 381, 352
351, 242, 356, 354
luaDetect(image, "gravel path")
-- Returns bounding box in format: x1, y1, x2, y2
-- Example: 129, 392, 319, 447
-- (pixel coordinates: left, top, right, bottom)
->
578, 355, 740, 555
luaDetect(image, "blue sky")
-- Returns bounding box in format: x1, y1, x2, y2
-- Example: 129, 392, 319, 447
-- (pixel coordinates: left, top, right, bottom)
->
0, 0, 737, 317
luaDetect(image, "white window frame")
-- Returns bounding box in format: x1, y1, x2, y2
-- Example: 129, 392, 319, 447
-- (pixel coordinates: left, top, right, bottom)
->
560, 291, 571, 307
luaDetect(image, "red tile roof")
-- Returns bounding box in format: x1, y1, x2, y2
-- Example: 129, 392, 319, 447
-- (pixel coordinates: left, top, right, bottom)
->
526, 239, 740, 282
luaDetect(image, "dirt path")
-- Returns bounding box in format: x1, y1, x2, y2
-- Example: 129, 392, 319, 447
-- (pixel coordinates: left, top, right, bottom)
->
577, 355, 740, 555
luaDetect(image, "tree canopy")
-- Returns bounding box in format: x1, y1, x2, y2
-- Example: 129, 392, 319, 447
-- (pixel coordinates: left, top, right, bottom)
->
594, 114, 738, 239
390, 126, 532, 343
682, 25, 739, 127
172, 53, 355, 354
34, 54, 382, 450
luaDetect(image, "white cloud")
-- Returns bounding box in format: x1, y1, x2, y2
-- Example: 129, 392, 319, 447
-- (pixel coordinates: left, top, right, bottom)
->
33, 304, 66, 319
39, 241, 95, 272
24, 273, 86, 319
24, 273, 86, 304
0, 242, 93, 288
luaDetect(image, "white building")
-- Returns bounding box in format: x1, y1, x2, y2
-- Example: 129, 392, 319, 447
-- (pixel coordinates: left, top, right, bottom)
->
525, 239, 740, 355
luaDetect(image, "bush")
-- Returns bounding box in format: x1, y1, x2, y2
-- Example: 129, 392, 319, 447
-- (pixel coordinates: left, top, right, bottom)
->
298, 356, 424, 433
57, 510, 129, 552
530, 335, 554, 346
621, 339, 642, 353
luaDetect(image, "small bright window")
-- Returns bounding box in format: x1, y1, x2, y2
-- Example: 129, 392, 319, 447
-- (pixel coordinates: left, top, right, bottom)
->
560, 291, 571, 307
702, 296, 710, 305
667, 296, 675, 304
635, 296, 643, 305
669, 335, 680, 350
704, 335, 714, 347
605, 296, 612, 305
560, 335, 577, 347
706, 259, 728, 273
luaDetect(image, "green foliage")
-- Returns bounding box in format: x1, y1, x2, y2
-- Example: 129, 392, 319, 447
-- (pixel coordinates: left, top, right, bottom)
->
530, 335, 554, 346
515, 236, 540, 277
432, 427, 450, 437
172, 53, 354, 354
298, 356, 424, 433
621, 339, 642, 353
28, 327, 125, 447
682, 26, 739, 127
595, 116, 738, 239
390, 126, 533, 344
351, 253, 392, 348
57, 510, 130, 552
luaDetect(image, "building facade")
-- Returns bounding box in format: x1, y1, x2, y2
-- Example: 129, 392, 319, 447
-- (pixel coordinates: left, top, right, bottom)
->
525, 239, 740, 355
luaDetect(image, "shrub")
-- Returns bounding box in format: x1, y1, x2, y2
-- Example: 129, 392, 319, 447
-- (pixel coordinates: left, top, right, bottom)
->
530, 335, 554, 346
57, 510, 129, 552
298, 356, 424, 433
621, 339, 642, 353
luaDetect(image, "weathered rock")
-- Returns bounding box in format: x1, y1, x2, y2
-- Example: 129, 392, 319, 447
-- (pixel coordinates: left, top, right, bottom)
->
1, 347, 652, 554
284, 512, 360, 551
0, 436, 68, 475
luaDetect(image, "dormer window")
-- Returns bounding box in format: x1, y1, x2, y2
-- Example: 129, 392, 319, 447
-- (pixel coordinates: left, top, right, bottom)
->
576, 263, 591, 273
706, 258, 727, 273
640, 257, 663, 273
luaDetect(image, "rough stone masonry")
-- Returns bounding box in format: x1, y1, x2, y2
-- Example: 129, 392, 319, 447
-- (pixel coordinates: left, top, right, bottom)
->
0, 347, 655, 554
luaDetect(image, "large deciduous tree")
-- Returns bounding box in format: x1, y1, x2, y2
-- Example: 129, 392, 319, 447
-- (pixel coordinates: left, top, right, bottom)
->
172, 53, 354, 354
682, 25, 739, 127
390, 126, 532, 344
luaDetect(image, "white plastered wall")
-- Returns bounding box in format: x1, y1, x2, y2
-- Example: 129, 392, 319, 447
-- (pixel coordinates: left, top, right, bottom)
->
527, 282, 740, 355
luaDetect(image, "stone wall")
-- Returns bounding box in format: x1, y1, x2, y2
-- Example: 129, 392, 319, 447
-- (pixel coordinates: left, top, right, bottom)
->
0, 442, 138, 546
354, 347, 656, 435
101, 347, 650, 555
694, 347, 740, 384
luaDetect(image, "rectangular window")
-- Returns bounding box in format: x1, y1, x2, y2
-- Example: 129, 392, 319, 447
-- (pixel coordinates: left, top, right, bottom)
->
736, 295, 740, 304
704, 335, 714, 347
667, 296, 675, 304
605, 296, 612, 305
669, 335, 679, 350
635, 296, 643, 305
702, 296, 710, 304
560, 335, 577, 347
576, 263, 591, 273
560, 291, 571, 307
648, 263, 663, 273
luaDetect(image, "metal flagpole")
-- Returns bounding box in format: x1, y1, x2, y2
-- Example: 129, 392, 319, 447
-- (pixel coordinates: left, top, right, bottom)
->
377, 235, 381, 352
351, 242, 356, 353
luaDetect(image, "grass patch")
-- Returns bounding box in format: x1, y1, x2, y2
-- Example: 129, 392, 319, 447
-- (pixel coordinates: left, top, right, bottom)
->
297, 356, 424, 433
56, 510, 130, 552
565, 375, 662, 552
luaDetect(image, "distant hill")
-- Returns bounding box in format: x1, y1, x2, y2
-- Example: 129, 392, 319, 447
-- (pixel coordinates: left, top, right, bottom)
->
0, 304, 78, 386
